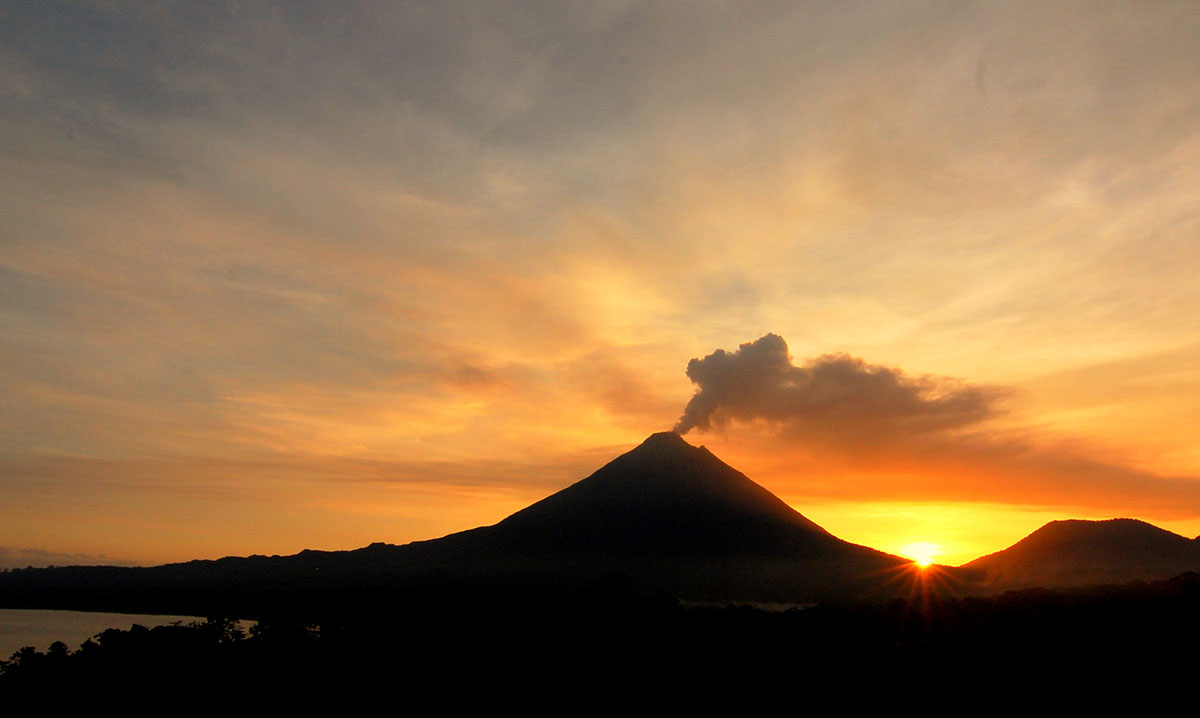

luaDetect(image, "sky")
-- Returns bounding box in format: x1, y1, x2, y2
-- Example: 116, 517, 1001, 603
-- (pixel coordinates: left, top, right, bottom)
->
3, 1, 1199, 568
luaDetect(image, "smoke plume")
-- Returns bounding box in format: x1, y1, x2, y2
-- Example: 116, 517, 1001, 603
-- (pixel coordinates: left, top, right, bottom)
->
674, 334, 1001, 441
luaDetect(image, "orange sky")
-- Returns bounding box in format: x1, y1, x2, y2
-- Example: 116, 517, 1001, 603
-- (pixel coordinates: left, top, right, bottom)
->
3, 2, 1200, 569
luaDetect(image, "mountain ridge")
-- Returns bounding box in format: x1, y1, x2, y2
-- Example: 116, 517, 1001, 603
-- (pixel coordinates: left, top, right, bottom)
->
5, 433, 1199, 613
0, 432, 914, 611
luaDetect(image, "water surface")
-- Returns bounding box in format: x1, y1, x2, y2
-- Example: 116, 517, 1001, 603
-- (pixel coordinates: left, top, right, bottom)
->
0, 608, 204, 658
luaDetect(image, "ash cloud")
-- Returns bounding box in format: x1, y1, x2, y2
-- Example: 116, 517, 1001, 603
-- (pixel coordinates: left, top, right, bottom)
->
674, 334, 1002, 441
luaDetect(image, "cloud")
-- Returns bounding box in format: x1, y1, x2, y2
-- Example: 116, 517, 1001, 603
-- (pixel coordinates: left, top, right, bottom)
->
674, 334, 1003, 442
0, 546, 138, 570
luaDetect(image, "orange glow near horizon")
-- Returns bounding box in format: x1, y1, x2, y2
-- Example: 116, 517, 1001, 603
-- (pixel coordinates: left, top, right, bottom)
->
4, 5, 1200, 571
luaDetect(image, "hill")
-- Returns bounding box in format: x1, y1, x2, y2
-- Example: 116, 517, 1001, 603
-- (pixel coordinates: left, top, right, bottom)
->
962, 518, 1200, 590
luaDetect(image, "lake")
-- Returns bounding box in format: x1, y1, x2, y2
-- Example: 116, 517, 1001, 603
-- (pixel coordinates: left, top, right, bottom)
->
0, 608, 207, 658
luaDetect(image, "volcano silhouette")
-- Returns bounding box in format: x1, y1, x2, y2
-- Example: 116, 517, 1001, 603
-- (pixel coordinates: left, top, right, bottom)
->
436, 432, 850, 555
389, 432, 910, 601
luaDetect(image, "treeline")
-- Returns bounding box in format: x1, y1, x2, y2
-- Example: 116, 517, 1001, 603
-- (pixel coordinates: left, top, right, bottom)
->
5, 572, 1199, 699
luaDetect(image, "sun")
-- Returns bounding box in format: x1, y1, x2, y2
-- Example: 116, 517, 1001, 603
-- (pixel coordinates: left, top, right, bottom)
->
900, 542, 942, 567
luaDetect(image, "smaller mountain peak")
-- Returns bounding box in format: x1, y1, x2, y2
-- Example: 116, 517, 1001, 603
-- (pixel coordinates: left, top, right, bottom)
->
1039, 518, 1156, 534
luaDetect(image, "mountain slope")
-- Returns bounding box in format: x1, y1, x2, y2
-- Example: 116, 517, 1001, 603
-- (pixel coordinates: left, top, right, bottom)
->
962, 518, 1200, 590
450, 431, 833, 555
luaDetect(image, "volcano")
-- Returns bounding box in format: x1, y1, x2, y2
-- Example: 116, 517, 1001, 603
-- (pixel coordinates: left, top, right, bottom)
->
434, 431, 845, 557
387, 431, 911, 601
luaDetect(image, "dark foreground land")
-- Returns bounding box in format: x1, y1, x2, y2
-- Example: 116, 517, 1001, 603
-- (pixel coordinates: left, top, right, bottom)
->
4, 571, 1199, 702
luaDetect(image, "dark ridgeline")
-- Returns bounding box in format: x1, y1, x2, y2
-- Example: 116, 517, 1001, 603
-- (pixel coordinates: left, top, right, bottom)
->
963, 517, 1200, 590
0, 432, 920, 617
